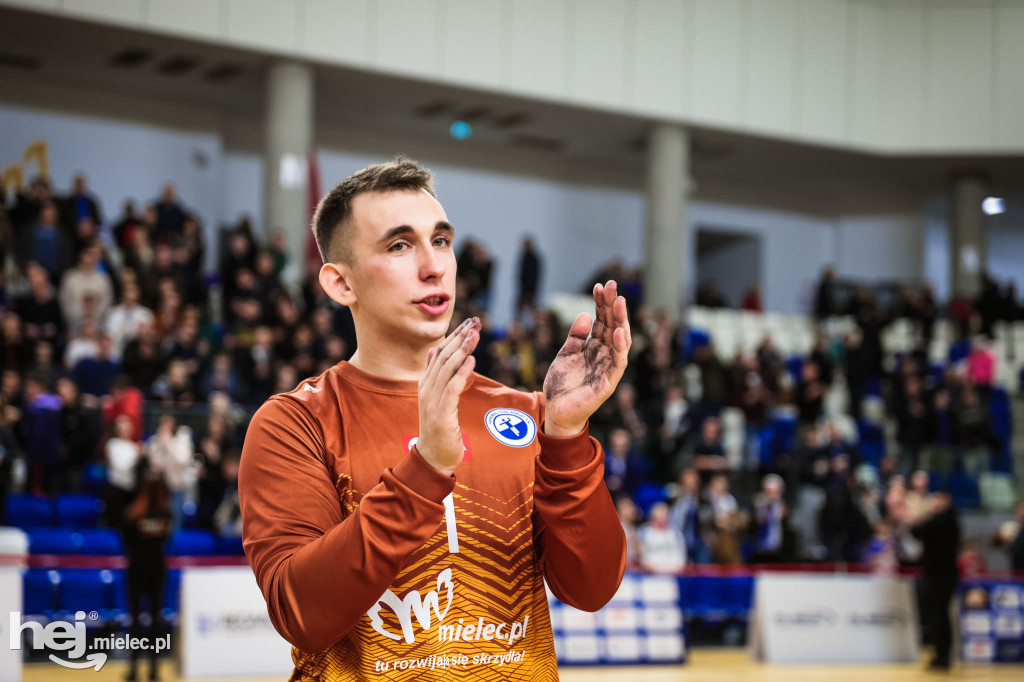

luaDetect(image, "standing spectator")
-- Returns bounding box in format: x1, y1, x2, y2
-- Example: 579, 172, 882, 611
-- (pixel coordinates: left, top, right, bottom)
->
0, 313, 33, 371
104, 414, 141, 530
516, 236, 542, 319
705, 473, 741, 564
670, 468, 707, 564
813, 266, 837, 320
692, 417, 728, 486
14, 262, 66, 352
751, 474, 787, 563
796, 360, 826, 425
154, 183, 186, 241
212, 452, 242, 538
897, 379, 933, 473
911, 492, 961, 671
146, 415, 195, 531
56, 377, 103, 493
72, 334, 120, 398
617, 497, 641, 564
104, 281, 154, 356
956, 538, 987, 579
112, 200, 142, 252
603, 427, 649, 498
104, 376, 145, 441
122, 471, 171, 682
863, 520, 899, 575
19, 201, 73, 281
59, 172, 102, 230
740, 282, 763, 313
120, 323, 166, 395
638, 502, 687, 573
17, 372, 62, 495
59, 244, 114, 330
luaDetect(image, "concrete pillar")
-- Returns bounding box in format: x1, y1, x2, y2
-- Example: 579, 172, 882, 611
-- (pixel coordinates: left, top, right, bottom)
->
948, 173, 989, 299
645, 124, 690, 320
264, 61, 314, 286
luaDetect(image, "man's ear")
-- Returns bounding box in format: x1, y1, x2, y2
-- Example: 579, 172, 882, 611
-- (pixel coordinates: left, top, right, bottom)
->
319, 261, 357, 307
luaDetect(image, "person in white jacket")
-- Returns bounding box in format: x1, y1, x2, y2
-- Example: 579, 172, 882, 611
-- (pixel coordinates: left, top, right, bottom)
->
146, 414, 195, 531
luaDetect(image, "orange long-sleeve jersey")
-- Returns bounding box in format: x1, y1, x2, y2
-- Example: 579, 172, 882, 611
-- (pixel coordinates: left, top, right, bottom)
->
239, 362, 626, 681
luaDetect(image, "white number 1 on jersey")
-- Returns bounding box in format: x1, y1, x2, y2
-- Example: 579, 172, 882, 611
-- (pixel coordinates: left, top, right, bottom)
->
442, 493, 460, 554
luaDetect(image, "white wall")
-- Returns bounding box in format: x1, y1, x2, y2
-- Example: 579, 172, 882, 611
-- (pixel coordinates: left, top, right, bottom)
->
3, 0, 1021, 154
0, 102, 224, 267
834, 214, 924, 283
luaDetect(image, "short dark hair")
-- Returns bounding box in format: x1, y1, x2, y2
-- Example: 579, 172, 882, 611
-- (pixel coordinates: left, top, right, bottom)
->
312, 157, 436, 264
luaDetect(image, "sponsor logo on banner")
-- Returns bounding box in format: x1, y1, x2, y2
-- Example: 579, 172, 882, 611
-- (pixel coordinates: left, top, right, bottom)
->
847, 607, 911, 628
197, 611, 277, 635
484, 408, 537, 447
962, 612, 993, 636
772, 606, 840, 627
963, 638, 994, 662
994, 613, 1024, 638
993, 586, 1022, 610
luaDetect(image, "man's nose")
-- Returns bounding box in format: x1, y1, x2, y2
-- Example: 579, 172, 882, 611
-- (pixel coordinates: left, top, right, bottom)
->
420, 245, 445, 280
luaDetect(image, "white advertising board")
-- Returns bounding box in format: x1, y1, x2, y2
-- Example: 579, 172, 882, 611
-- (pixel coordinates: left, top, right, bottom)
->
179, 567, 293, 678
749, 573, 920, 664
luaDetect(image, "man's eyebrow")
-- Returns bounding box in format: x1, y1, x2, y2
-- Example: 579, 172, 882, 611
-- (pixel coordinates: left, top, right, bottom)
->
377, 222, 455, 245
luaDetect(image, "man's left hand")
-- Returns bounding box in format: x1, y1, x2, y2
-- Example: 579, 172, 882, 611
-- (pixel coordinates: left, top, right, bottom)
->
543, 280, 631, 437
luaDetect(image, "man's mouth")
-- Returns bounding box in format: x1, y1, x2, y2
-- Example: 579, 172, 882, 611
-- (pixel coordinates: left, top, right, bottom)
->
417, 295, 448, 306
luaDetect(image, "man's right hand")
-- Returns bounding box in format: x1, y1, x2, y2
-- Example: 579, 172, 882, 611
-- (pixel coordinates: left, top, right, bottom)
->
416, 317, 480, 476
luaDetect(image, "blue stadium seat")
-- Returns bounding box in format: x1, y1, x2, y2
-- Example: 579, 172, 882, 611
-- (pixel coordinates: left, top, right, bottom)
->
108, 569, 130, 626
55, 494, 103, 529
22, 568, 60, 623
948, 340, 971, 364
7, 494, 53, 530
692, 576, 728, 623
28, 528, 82, 554
857, 420, 886, 467
161, 568, 181, 625
216, 534, 245, 556
947, 472, 981, 510
56, 568, 116, 624
81, 462, 108, 496
989, 388, 1013, 473
165, 529, 219, 556
758, 425, 777, 466
632, 483, 667, 517
677, 576, 697, 618
927, 471, 945, 493
76, 528, 124, 555
785, 356, 804, 382
725, 576, 754, 619
771, 415, 797, 455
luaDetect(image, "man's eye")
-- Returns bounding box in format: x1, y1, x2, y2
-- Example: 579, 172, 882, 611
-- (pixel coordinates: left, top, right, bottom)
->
433, 236, 451, 247
388, 242, 409, 252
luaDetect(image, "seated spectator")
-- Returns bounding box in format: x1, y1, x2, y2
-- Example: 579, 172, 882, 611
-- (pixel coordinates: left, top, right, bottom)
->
740, 282, 763, 313
954, 385, 1001, 474
638, 502, 686, 574
152, 358, 197, 407
0, 312, 33, 370
965, 338, 996, 387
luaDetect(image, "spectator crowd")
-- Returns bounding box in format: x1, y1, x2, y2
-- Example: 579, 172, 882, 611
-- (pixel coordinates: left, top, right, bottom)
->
0, 171, 1021, 581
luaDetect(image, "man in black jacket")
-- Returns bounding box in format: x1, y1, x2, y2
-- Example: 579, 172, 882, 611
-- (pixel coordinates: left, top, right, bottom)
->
911, 492, 961, 670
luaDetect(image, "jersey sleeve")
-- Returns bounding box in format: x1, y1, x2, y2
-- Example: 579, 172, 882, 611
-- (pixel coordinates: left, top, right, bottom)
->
238, 397, 455, 653
532, 421, 626, 612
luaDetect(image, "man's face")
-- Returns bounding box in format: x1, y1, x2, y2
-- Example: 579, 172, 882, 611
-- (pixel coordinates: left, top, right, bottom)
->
342, 189, 456, 345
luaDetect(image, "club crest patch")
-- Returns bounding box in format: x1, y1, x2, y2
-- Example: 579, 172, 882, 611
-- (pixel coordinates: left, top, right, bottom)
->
484, 408, 537, 448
